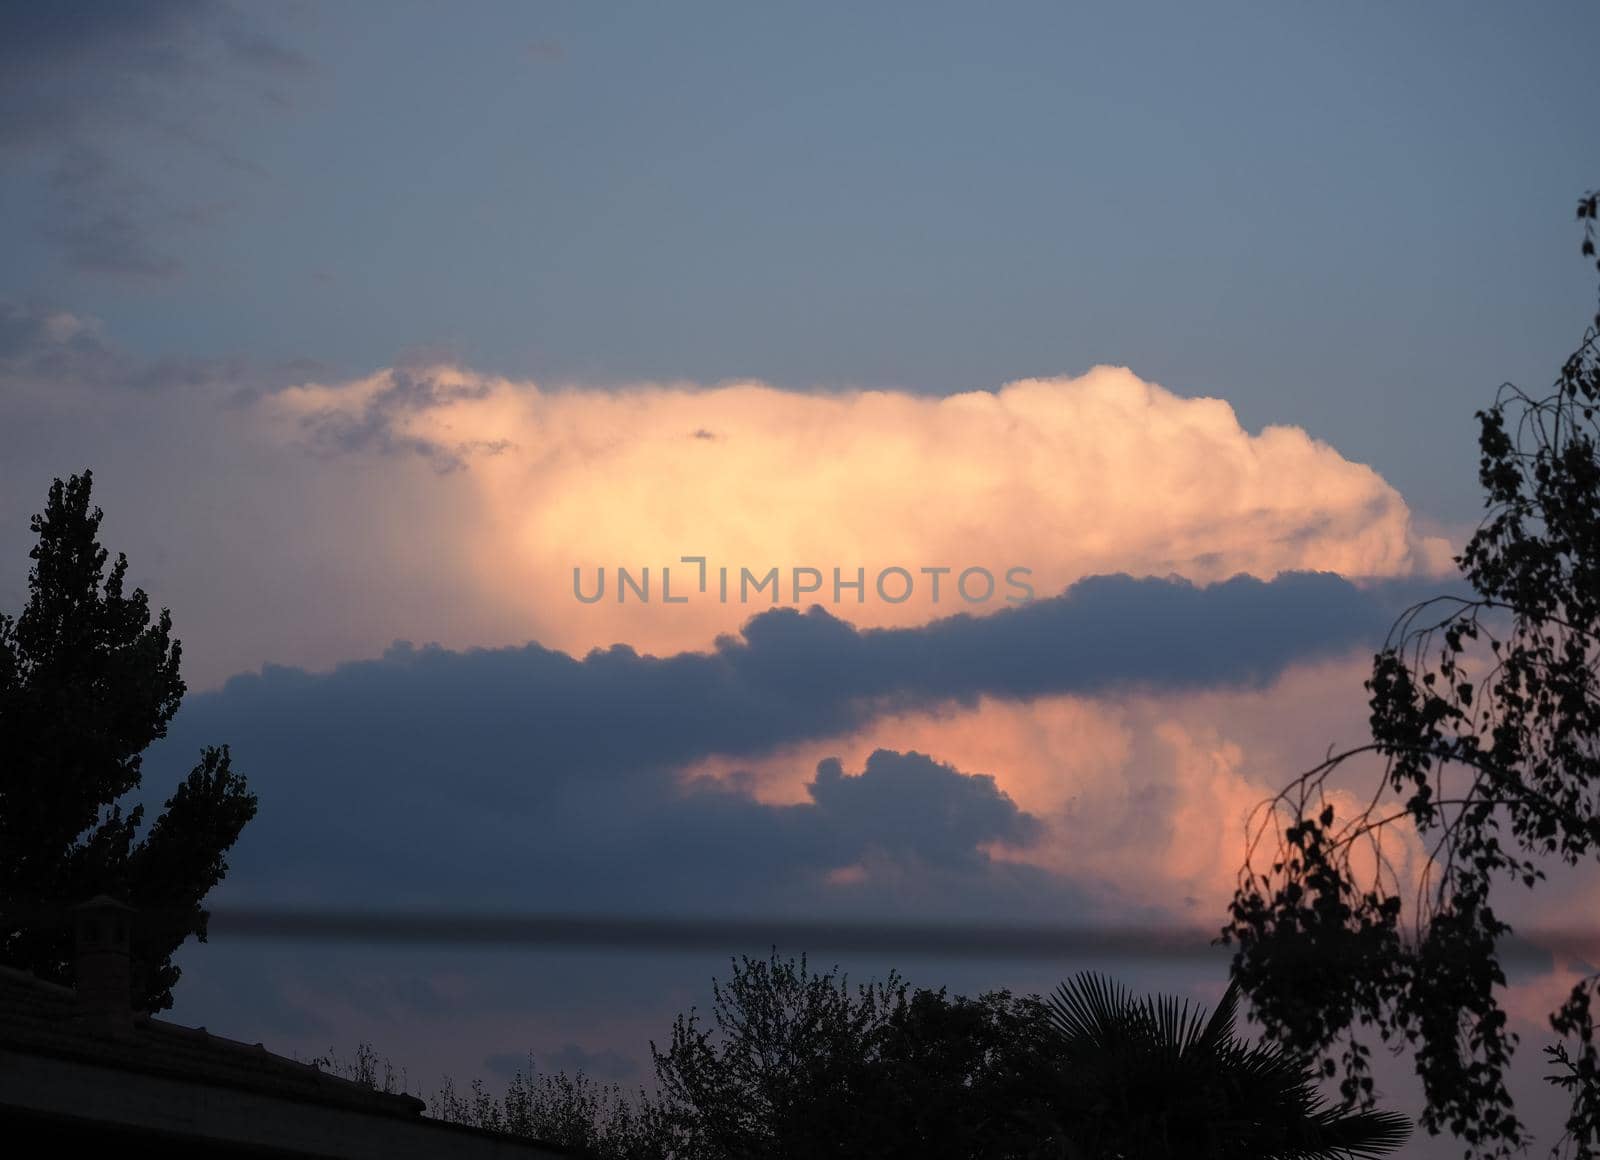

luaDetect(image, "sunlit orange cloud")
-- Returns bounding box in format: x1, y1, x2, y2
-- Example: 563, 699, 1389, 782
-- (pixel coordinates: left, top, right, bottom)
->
682, 654, 1427, 921
267, 365, 1454, 660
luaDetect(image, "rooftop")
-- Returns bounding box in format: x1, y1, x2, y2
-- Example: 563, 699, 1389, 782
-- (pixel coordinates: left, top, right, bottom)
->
0, 964, 426, 1119
0, 960, 565, 1157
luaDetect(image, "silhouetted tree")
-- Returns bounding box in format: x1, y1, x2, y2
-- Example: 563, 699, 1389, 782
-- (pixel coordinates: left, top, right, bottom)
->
649, 951, 907, 1158
1017, 973, 1409, 1159
317, 1041, 668, 1159
0, 470, 256, 1011
1225, 193, 1600, 1156
850, 985, 1049, 1158
429, 1063, 666, 1160
648, 950, 1044, 1159
333, 963, 1410, 1159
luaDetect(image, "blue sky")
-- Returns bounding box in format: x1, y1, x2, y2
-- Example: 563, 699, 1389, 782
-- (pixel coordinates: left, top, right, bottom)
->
2, 4, 1598, 1151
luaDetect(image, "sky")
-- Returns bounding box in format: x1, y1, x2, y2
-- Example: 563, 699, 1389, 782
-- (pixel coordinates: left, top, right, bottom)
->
2, 2, 1598, 1153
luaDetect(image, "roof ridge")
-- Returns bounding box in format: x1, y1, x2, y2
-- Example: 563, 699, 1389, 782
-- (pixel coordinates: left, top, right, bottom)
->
0, 963, 74, 997
141, 1016, 423, 1102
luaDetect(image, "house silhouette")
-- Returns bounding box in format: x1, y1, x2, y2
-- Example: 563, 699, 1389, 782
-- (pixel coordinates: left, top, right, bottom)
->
0, 898, 564, 1158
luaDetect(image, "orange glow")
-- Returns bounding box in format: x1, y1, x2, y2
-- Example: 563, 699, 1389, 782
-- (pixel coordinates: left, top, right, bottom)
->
683, 655, 1427, 919
268, 365, 1453, 660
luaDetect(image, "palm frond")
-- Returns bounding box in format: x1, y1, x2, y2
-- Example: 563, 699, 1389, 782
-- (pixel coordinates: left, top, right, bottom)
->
1140, 989, 1208, 1058
1043, 972, 1140, 1050
1032, 972, 1411, 1159
1274, 1108, 1414, 1160
1196, 977, 1242, 1055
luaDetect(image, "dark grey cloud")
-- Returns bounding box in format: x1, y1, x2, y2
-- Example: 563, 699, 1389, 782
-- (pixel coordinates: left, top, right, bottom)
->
0, 301, 126, 386
0, 1, 309, 277
182, 570, 1389, 784
542, 1043, 635, 1081
806, 750, 1040, 868
0, 299, 325, 395
294, 369, 512, 471
188, 739, 1050, 921
45, 146, 185, 279
139, 572, 1431, 1092
144, 570, 1418, 919
486, 1044, 637, 1082
154, 737, 1067, 1056
0, 1, 208, 145
0, 1, 311, 138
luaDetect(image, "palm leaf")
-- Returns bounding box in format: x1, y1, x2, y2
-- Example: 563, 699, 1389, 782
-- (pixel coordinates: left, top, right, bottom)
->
1031, 972, 1411, 1159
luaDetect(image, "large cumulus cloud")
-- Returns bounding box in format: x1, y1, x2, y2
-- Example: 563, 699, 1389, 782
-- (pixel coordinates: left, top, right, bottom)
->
267, 364, 1455, 662
1, 340, 1453, 685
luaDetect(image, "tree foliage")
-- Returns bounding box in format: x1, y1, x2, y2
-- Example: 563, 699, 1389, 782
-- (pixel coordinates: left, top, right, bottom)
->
649, 955, 1414, 1157
1226, 194, 1600, 1156
367, 953, 1407, 1159
0, 470, 256, 1011
430, 1063, 665, 1160
649, 951, 922, 1158
1023, 973, 1410, 1159
314, 1043, 666, 1160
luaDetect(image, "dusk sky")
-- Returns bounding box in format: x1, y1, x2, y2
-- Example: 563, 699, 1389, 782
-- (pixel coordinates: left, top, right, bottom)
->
3, 3, 1598, 1153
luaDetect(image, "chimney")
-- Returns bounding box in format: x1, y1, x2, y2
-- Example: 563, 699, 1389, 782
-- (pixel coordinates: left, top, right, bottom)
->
72, 895, 135, 1029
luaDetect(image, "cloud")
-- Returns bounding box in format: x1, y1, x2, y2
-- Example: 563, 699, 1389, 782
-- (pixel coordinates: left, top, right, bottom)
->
2, 353, 1452, 690
133, 569, 1431, 940
0, 301, 124, 390
0, 1, 206, 145
687, 655, 1427, 918
45, 146, 185, 279
147, 624, 1407, 1096
166, 699, 1057, 920
171, 571, 1399, 804
0, 300, 323, 403
480, 1043, 636, 1081
485, 1043, 636, 1083
0, 1, 308, 277
152, 649, 1449, 1107
804, 749, 1041, 869
0, 342, 1465, 697
540, 1043, 636, 1081
285, 368, 509, 470
268, 365, 1456, 663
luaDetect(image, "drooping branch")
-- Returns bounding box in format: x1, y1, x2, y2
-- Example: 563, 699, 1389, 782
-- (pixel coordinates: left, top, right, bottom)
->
1225, 318, 1600, 1157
